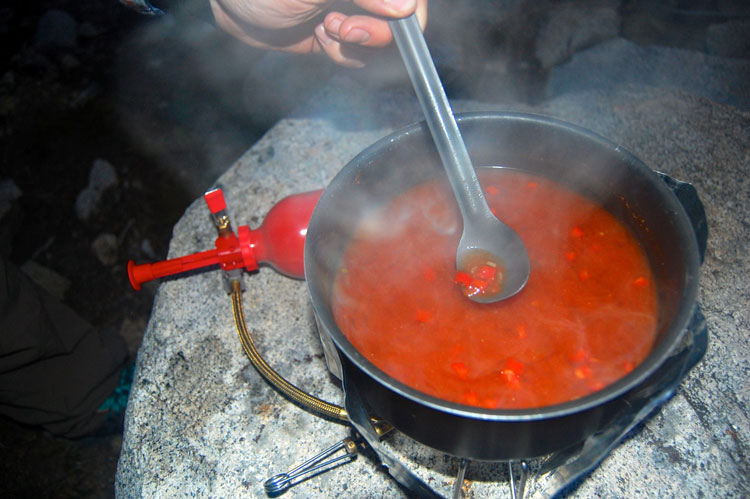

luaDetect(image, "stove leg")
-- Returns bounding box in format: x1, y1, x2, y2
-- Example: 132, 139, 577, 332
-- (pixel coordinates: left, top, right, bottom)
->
452, 458, 469, 499
509, 460, 529, 499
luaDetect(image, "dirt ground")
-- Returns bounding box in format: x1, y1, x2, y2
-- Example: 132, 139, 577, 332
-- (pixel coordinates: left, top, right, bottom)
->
0, 0, 743, 497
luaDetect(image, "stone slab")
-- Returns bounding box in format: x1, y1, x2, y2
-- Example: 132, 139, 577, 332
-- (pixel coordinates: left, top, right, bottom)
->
547, 37, 750, 112
117, 64, 750, 498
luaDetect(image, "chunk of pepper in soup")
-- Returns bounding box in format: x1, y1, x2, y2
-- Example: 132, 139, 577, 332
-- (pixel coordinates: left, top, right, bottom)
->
332, 169, 658, 409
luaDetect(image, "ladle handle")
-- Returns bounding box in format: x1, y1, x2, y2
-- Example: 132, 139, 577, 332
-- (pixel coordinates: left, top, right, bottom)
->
390, 15, 487, 219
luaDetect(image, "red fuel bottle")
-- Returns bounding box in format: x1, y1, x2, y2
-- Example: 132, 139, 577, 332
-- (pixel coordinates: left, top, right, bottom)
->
127, 189, 322, 290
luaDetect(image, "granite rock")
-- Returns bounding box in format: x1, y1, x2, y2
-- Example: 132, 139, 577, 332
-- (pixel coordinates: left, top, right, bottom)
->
706, 20, 750, 59
547, 37, 750, 111
116, 48, 750, 498
34, 9, 78, 49
75, 158, 118, 221
534, 0, 621, 69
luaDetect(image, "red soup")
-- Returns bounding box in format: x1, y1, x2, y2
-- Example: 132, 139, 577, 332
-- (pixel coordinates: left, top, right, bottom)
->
332, 168, 658, 410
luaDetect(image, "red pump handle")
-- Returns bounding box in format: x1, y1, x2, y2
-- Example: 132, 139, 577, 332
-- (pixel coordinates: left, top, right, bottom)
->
128, 188, 247, 291
127, 249, 222, 291
127, 188, 319, 290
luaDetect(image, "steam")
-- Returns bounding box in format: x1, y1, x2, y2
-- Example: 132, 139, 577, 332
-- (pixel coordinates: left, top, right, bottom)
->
114, 0, 336, 197
113, 0, 551, 199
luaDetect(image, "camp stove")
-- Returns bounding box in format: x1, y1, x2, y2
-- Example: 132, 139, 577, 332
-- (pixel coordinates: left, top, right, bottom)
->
261, 307, 706, 498
128, 169, 707, 498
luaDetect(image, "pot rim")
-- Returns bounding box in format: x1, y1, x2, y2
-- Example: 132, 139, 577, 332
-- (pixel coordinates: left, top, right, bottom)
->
306, 111, 701, 423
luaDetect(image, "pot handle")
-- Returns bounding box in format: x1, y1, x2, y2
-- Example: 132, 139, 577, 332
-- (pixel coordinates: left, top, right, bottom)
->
656, 172, 708, 264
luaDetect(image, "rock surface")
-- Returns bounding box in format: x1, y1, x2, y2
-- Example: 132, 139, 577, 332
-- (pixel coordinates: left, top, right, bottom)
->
546, 37, 750, 111
75, 158, 119, 221
534, 0, 621, 69
706, 20, 750, 59
117, 40, 750, 497
34, 9, 78, 49
91, 232, 118, 267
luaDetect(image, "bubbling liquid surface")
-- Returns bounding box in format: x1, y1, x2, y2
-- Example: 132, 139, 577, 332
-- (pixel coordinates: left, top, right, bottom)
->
332, 169, 658, 409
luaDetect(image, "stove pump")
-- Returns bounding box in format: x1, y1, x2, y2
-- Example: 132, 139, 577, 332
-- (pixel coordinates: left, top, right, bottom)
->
127, 188, 322, 290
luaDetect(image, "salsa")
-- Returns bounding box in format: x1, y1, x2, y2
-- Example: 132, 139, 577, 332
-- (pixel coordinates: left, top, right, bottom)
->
455, 249, 506, 299
332, 168, 658, 409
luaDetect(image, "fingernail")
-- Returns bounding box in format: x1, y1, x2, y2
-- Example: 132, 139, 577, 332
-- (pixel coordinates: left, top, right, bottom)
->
343, 59, 366, 69
384, 0, 417, 15
315, 23, 333, 46
326, 16, 342, 34
342, 28, 370, 44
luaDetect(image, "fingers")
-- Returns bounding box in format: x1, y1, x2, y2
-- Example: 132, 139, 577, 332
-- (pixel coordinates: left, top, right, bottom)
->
331, 0, 427, 47
211, 0, 428, 67
314, 0, 428, 66
314, 22, 367, 68
351, 0, 418, 19
326, 13, 394, 48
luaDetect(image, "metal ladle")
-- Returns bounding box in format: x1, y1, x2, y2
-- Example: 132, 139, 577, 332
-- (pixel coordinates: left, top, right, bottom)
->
390, 15, 530, 302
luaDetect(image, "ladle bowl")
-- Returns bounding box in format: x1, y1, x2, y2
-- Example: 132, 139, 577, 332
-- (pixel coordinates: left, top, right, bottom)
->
390, 15, 529, 302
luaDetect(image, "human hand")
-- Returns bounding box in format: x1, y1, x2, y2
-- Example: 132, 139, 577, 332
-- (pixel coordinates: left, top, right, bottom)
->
209, 0, 428, 67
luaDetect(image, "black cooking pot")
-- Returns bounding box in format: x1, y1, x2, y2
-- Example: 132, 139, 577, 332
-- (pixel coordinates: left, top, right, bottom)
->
305, 112, 704, 461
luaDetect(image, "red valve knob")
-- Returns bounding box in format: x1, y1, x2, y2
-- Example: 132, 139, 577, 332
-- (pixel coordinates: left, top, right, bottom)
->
127, 189, 322, 290
204, 189, 227, 213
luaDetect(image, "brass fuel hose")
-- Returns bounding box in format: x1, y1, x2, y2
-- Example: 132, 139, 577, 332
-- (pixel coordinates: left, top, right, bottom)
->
230, 280, 350, 422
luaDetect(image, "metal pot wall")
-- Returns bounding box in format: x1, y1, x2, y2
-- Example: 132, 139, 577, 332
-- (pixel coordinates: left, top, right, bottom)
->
304, 112, 704, 461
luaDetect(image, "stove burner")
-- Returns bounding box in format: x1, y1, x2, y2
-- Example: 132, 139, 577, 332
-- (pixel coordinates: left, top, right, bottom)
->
335, 308, 706, 498
260, 171, 707, 498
